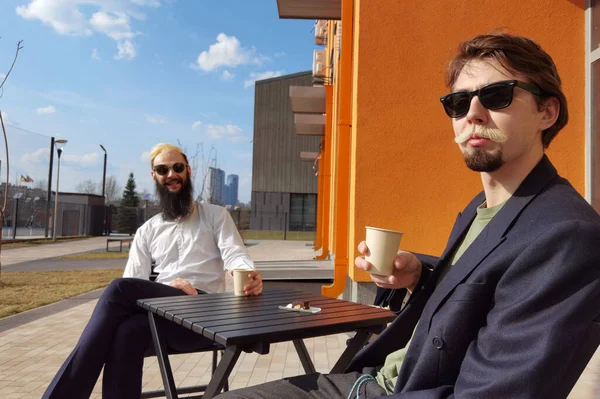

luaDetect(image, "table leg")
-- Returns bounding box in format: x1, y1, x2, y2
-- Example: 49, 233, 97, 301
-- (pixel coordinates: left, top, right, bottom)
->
148, 312, 179, 399
330, 330, 372, 374
293, 339, 316, 374
203, 345, 243, 399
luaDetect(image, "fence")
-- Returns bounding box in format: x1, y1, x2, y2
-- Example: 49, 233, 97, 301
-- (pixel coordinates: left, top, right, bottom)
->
2, 200, 316, 241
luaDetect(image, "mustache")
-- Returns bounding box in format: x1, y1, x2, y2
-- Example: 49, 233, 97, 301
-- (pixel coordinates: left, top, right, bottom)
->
454, 126, 508, 144
163, 176, 183, 185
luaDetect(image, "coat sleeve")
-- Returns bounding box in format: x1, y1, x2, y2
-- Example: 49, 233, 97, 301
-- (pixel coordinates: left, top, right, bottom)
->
372, 220, 600, 399
377, 253, 439, 312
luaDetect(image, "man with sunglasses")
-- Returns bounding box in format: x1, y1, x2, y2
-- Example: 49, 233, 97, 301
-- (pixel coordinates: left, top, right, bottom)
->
43, 143, 262, 399
215, 33, 600, 399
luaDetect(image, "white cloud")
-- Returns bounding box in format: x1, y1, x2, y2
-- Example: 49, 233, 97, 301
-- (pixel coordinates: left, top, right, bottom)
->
274, 52, 286, 58
91, 48, 101, 60
37, 105, 56, 114
140, 151, 151, 162
16, 0, 93, 36
206, 124, 246, 142
63, 152, 100, 166
131, 0, 161, 7
15, 0, 158, 60
244, 71, 284, 88
114, 40, 136, 60
221, 70, 234, 81
146, 113, 167, 124
192, 33, 265, 72
0, 73, 6, 80
192, 121, 202, 129
21, 148, 49, 164
90, 11, 138, 41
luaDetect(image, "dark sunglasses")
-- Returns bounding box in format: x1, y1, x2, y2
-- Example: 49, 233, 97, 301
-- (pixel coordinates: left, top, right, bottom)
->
153, 162, 187, 176
440, 80, 544, 118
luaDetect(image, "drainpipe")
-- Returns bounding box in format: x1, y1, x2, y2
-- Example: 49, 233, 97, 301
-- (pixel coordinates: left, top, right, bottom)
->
322, 0, 353, 298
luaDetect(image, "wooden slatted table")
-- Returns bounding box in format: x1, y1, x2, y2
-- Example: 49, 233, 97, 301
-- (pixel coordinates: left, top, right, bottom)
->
137, 288, 396, 399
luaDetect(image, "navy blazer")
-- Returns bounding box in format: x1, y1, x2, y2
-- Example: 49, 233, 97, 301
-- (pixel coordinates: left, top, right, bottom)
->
346, 156, 600, 398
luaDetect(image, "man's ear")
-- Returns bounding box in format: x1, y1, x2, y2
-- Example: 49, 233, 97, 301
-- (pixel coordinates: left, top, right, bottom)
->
151, 171, 156, 181
187, 164, 192, 177
539, 97, 559, 131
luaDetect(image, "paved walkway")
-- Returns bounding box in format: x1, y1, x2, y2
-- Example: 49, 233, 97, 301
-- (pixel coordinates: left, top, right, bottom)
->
0, 237, 598, 398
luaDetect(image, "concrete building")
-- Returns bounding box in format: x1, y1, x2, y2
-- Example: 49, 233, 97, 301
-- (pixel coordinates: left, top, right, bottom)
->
250, 71, 321, 232
204, 167, 225, 204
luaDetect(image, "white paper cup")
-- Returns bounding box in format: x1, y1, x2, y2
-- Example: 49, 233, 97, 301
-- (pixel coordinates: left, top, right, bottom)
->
364, 226, 403, 276
233, 268, 253, 296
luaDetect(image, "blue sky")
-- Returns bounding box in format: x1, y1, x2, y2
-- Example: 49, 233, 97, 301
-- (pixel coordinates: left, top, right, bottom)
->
0, 0, 315, 203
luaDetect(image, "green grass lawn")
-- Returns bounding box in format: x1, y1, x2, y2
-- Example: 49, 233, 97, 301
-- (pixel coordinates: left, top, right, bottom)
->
0, 269, 123, 318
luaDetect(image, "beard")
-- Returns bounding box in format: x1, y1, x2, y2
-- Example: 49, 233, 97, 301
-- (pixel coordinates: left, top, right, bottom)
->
463, 147, 504, 172
155, 176, 194, 220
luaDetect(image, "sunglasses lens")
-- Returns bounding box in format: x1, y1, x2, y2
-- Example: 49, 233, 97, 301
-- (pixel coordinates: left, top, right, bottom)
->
154, 165, 169, 176
172, 163, 186, 173
443, 93, 471, 118
479, 84, 513, 110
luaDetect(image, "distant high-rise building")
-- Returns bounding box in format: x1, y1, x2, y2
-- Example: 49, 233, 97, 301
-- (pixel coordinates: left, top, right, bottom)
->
224, 174, 239, 205
204, 167, 225, 203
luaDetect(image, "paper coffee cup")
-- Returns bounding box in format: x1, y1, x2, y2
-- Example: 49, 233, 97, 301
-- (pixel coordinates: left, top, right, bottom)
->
233, 268, 253, 296
364, 226, 403, 276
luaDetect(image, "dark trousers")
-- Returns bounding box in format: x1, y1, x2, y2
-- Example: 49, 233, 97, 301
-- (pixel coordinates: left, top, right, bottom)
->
42, 278, 213, 399
214, 372, 386, 399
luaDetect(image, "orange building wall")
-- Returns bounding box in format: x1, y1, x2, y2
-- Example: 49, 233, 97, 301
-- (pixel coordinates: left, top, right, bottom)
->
348, 0, 585, 281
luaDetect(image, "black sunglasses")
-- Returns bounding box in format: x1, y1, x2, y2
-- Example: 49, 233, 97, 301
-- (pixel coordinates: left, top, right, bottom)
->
440, 80, 544, 118
153, 162, 187, 176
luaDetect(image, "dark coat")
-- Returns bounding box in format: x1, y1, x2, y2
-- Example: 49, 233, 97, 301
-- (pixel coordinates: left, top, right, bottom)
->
346, 156, 600, 398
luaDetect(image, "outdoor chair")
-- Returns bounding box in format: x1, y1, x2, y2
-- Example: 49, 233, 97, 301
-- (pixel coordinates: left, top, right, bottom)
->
141, 263, 229, 398
555, 314, 600, 399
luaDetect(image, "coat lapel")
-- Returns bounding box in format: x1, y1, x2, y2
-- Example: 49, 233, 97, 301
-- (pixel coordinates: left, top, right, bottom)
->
423, 156, 558, 329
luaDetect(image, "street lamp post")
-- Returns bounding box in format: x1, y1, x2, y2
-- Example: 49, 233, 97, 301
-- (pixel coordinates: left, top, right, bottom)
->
52, 139, 68, 241
99, 144, 107, 198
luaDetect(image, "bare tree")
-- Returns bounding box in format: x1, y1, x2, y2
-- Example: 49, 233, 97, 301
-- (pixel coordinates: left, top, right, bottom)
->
0, 39, 24, 280
104, 175, 122, 203
75, 179, 98, 194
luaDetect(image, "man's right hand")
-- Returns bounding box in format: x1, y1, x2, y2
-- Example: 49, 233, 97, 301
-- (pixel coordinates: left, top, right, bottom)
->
354, 241, 422, 293
168, 278, 198, 296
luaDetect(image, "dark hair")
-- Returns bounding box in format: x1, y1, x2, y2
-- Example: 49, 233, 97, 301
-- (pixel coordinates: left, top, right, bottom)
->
446, 33, 568, 148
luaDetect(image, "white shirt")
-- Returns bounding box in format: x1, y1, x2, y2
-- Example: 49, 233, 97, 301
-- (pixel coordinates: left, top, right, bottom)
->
123, 202, 254, 293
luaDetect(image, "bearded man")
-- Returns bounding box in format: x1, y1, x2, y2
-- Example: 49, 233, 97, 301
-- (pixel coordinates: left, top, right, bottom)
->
43, 143, 262, 399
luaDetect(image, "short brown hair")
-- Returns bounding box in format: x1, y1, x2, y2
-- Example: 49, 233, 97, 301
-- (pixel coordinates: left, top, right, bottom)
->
446, 33, 568, 148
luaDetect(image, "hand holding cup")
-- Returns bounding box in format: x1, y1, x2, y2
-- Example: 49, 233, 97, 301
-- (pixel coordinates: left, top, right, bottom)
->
232, 268, 263, 296
355, 228, 422, 293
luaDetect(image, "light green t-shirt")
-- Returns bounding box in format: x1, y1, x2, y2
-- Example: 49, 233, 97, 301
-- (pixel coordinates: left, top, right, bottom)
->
375, 200, 506, 393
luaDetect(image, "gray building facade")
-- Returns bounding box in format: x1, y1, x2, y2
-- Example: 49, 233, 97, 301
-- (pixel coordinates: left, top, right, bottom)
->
250, 71, 320, 231
204, 167, 225, 204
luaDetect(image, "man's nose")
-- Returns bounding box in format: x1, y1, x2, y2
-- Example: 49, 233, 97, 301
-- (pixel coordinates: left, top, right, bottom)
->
465, 96, 487, 125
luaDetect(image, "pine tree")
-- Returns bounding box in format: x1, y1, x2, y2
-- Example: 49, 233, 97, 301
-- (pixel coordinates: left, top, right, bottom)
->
121, 173, 140, 207
116, 173, 140, 235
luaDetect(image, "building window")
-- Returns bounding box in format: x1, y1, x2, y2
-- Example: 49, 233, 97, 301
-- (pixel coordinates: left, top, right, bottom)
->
289, 194, 317, 231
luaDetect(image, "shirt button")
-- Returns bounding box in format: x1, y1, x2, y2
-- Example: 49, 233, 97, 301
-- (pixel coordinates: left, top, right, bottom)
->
432, 337, 444, 349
